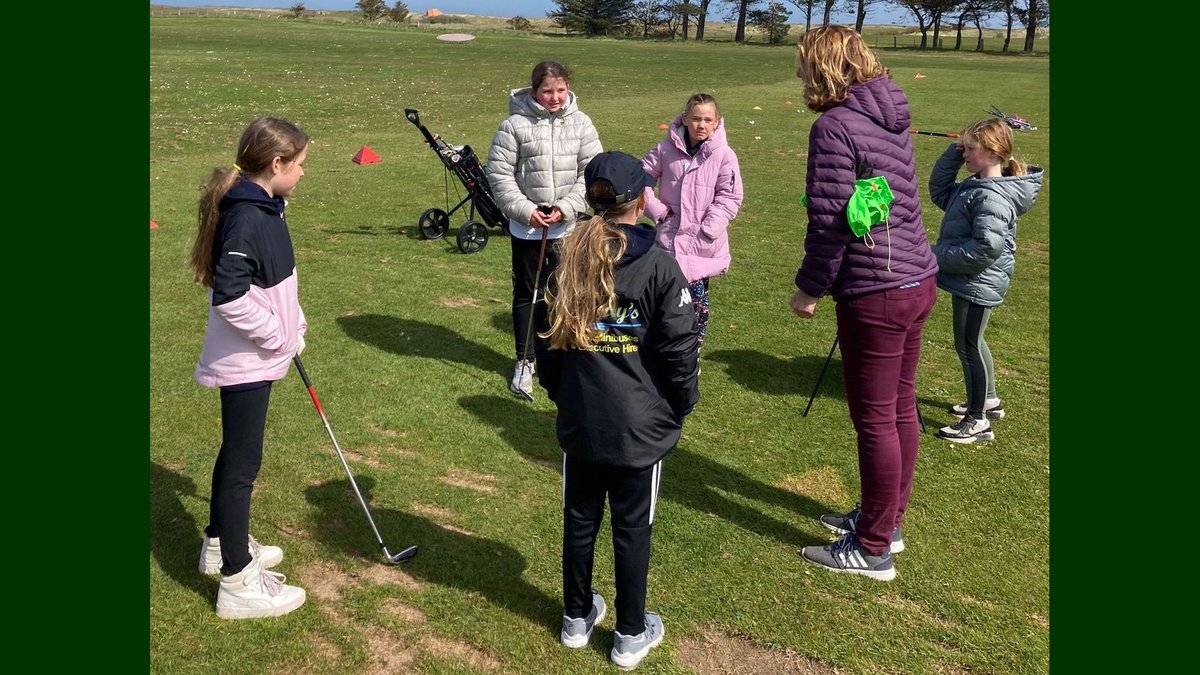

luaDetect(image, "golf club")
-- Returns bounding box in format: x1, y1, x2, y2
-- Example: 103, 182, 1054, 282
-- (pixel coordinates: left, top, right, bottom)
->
908, 129, 959, 139
801, 335, 926, 432
293, 355, 417, 564
514, 223, 551, 402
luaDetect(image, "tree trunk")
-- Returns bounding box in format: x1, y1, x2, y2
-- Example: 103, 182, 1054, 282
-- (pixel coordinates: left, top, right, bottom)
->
735, 0, 748, 42
954, 18, 963, 50
855, 0, 867, 32
1003, 8, 1013, 52
682, 12, 689, 40
1023, 0, 1040, 52
974, 18, 984, 51
932, 17, 941, 49
822, 0, 834, 25
696, 0, 710, 40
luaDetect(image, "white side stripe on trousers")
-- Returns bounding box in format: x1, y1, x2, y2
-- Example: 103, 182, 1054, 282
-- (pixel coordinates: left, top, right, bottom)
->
649, 460, 661, 525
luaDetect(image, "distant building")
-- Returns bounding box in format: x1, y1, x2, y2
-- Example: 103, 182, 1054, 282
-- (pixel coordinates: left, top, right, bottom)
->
425, 8, 444, 17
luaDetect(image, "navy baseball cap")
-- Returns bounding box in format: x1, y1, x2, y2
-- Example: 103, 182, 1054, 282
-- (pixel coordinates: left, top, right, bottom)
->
584, 151, 656, 207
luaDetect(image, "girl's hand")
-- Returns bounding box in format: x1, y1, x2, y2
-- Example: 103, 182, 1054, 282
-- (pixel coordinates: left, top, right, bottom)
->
789, 289, 819, 319
529, 207, 551, 228
545, 206, 564, 225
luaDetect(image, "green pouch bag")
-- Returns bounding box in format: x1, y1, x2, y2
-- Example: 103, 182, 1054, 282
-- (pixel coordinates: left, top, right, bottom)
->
845, 177, 894, 237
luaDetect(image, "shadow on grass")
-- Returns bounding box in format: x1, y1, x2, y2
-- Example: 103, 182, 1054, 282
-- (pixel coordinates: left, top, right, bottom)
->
459, 394, 827, 549
149, 461, 217, 600
303, 476, 559, 638
338, 315, 510, 377
704, 348, 845, 400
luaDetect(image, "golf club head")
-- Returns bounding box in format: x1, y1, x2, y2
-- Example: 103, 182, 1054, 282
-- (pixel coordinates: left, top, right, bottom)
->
515, 388, 534, 403
384, 545, 419, 564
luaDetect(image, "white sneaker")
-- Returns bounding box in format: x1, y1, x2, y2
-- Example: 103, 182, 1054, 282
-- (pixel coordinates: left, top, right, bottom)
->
938, 415, 994, 444
610, 612, 664, 670
949, 397, 1005, 420
200, 534, 283, 575
215, 556, 306, 619
509, 359, 535, 400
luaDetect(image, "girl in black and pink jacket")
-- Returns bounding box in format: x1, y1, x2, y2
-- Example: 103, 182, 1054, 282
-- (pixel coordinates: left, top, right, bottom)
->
188, 117, 309, 619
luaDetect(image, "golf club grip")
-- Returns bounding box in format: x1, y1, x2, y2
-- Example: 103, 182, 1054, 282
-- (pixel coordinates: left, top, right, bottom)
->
534, 223, 549, 273
293, 356, 327, 418
293, 355, 314, 388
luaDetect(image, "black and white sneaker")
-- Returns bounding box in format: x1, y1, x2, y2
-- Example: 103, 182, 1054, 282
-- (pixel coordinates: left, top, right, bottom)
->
938, 415, 994, 443
800, 533, 896, 581
949, 398, 1005, 420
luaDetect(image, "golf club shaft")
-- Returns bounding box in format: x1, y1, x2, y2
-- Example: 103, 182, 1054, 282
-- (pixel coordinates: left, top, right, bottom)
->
518, 225, 551, 368
802, 336, 839, 418
292, 356, 394, 556
909, 129, 959, 139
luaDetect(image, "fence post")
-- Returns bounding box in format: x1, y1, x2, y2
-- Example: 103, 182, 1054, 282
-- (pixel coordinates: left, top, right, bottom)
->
893, 36, 897, 48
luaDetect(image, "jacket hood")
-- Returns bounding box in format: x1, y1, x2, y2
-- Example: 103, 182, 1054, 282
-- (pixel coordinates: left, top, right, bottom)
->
219, 178, 285, 216
509, 86, 580, 119
841, 76, 910, 134
668, 114, 730, 158
974, 165, 1044, 217
617, 224, 656, 266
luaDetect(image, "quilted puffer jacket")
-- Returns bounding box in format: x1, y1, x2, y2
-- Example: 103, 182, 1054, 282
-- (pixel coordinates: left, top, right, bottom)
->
795, 76, 936, 301
486, 87, 603, 240
642, 115, 743, 283
929, 143, 1043, 307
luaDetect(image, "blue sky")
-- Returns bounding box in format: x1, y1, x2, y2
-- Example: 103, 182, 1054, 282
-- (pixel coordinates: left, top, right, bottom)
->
153, 1, 928, 27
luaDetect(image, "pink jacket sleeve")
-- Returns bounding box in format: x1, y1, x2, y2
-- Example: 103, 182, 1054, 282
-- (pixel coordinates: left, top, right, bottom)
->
641, 142, 669, 224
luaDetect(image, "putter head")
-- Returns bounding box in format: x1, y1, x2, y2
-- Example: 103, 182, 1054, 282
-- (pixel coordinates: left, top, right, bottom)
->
515, 389, 534, 403
384, 545, 418, 564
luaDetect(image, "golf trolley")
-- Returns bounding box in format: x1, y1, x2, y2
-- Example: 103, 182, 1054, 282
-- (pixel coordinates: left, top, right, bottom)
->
405, 108, 507, 253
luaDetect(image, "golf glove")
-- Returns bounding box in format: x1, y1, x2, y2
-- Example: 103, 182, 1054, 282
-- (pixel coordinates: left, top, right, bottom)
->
297, 333, 306, 355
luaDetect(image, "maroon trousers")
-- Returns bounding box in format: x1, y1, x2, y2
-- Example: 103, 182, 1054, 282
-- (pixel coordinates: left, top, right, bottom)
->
835, 281, 936, 555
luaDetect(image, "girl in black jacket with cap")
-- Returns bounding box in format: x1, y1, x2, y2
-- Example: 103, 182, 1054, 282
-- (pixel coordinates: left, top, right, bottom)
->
536, 151, 699, 669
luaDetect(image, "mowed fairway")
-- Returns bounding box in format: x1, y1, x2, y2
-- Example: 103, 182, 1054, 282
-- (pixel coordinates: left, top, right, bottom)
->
151, 16, 1049, 674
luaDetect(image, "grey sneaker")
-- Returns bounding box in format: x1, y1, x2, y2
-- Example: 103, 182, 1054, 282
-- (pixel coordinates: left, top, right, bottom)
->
818, 505, 905, 553
938, 414, 994, 443
610, 612, 664, 670
800, 533, 896, 581
509, 359, 535, 401
560, 589, 606, 648
950, 398, 1005, 419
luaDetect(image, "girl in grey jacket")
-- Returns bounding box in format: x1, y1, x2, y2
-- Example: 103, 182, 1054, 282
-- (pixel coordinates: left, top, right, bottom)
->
486, 60, 603, 401
929, 118, 1043, 443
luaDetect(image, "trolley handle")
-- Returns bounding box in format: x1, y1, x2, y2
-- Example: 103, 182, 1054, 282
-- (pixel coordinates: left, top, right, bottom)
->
404, 108, 440, 147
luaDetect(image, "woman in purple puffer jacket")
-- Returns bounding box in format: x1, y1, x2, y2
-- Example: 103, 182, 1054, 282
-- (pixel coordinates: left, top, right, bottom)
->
642, 93, 743, 350
788, 26, 938, 582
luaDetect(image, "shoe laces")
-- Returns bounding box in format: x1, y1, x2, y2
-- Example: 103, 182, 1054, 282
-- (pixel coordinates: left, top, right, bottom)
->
950, 415, 976, 432
259, 569, 287, 596
830, 532, 861, 556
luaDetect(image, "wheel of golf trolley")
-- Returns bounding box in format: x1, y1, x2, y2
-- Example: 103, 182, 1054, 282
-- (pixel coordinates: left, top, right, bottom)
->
418, 208, 450, 240
456, 221, 489, 253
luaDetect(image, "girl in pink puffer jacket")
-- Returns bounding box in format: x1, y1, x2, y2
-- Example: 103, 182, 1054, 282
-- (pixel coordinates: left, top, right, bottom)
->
641, 93, 743, 349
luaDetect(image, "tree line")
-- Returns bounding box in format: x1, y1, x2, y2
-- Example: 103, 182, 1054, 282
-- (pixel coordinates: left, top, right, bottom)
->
545, 0, 1047, 51
318, 0, 1046, 53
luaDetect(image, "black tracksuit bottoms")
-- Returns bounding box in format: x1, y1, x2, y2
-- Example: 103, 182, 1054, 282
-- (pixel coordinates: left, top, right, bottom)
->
562, 453, 662, 635
206, 380, 272, 576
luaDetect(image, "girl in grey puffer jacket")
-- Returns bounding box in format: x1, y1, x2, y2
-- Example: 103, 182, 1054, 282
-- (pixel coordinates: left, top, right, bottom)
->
930, 118, 1043, 444
487, 60, 603, 401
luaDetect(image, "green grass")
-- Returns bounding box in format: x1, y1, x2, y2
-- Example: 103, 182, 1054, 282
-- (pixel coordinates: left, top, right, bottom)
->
151, 17, 1049, 674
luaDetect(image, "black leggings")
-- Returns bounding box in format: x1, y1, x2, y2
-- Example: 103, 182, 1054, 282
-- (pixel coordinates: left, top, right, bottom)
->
206, 380, 272, 576
511, 235, 560, 360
